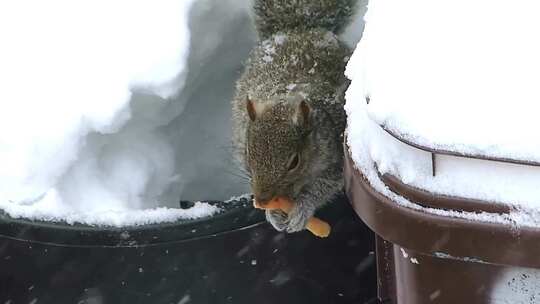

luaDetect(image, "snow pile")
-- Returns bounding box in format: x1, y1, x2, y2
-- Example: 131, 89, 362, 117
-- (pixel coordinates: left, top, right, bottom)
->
0, 0, 239, 226
345, 0, 540, 225
351, 0, 540, 162
1, 199, 220, 227
345, 87, 519, 226
491, 267, 540, 304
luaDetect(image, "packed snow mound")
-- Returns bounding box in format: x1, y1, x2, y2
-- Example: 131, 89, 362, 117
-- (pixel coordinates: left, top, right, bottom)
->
0, 0, 230, 225
349, 0, 540, 162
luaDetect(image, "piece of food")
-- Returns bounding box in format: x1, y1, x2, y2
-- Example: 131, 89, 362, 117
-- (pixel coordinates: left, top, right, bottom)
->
254, 197, 331, 238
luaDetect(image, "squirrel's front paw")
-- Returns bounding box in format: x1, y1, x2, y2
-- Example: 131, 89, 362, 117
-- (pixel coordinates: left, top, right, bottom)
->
265, 209, 288, 231
286, 205, 312, 233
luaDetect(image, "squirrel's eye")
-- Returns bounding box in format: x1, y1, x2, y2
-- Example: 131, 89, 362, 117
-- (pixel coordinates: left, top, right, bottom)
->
287, 153, 300, 171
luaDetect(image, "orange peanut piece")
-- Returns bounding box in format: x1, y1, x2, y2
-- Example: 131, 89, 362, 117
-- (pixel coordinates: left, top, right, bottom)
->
254, 197, 331, 238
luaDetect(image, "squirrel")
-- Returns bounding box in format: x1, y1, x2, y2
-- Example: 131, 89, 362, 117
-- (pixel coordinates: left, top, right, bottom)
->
232, 0, 356, 233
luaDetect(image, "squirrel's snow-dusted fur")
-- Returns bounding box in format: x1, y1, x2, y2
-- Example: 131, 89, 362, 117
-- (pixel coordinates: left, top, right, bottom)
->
232, 0, 355, 232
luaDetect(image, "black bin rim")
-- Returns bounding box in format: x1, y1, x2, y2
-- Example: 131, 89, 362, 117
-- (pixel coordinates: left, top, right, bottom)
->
0, 196, 265, 248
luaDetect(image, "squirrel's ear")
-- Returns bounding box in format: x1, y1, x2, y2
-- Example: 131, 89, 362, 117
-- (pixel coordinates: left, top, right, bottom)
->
246, 96, 257, 122
294, 100, 311, 127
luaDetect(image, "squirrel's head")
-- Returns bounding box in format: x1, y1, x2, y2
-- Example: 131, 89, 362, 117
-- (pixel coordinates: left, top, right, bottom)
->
245, 95, 316, 206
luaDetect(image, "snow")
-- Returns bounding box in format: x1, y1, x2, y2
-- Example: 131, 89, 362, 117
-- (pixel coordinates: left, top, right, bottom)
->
274, 34, 288, 45
400, 248, 409, 259
345, 95, 520, 226
491, 267, 540, 304
0, 0, 193, 206
345, 59, 540, 227
351, 0, 540, 163
0, 192, 220, 227
411, 155, 540, 209
345, 0, 540, 225
0, 0, 253, 226
178, 295, 191, 304
261, 38, 277, 63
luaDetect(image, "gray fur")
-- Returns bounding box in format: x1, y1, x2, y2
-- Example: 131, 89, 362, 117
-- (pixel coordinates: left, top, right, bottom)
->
232, 0, 354, 233
253, 0, 357, 39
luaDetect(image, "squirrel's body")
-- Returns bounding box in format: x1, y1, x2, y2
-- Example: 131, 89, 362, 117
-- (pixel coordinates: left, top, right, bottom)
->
232, 0, 355, 233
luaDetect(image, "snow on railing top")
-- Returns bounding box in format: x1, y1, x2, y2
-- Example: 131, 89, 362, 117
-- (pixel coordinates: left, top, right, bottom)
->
347, 0, 540, 164
345, 0, 540, 221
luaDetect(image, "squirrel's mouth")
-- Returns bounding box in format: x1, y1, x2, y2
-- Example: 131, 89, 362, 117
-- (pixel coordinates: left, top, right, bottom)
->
253, 197, 274, 209
253, 195, 291, 209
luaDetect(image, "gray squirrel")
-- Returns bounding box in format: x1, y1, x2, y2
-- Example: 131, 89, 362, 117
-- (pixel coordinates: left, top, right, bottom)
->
232, 0, 356, 233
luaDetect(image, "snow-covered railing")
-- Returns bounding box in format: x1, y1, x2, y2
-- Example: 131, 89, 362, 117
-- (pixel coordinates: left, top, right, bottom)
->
369, 120, 539, 214
379, 170, 511, 215
380, 124, 540, 177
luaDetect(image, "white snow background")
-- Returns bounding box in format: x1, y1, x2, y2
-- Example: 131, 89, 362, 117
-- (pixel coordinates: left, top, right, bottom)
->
0, 0, 255, 226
